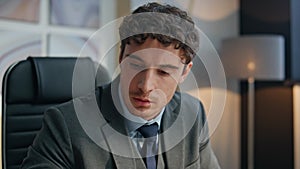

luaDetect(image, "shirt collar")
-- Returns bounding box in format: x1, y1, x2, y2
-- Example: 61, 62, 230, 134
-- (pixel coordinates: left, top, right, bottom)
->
118, 84, 165, 133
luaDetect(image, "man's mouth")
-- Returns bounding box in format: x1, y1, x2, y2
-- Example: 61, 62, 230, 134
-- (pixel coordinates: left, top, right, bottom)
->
131, 97, 152, 107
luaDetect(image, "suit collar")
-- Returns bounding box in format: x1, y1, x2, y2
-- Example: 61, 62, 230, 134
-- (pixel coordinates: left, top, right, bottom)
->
99, 78, 128, 135
159, 92, 185, 168
100, 122, 146, 169
98, 79, 146, 168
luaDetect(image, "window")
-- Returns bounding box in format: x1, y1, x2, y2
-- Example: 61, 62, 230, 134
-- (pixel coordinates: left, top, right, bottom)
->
0, 0, 117, 117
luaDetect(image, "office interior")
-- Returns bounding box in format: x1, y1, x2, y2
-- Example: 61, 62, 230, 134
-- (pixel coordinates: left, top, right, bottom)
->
0, 0, 299, 169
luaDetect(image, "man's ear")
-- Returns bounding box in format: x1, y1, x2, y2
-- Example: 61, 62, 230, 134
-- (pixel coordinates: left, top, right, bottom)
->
179, 62, 193, 83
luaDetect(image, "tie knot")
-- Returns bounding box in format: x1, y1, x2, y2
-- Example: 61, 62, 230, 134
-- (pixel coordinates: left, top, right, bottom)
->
138, 123, 158, 138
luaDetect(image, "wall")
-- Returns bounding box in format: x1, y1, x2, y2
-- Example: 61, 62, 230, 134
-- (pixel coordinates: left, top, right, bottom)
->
174, 1, 240, 169
240, 0, 300, 168
197, 1, 240, 168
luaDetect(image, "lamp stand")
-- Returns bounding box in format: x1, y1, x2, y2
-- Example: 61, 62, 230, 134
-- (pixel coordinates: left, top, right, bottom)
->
248, 77, 255, 169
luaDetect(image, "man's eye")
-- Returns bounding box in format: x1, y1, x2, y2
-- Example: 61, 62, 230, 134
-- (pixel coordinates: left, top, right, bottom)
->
157, 69, 170, 76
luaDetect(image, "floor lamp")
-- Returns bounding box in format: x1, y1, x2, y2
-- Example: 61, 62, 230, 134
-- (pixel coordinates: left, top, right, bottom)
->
221, 35, 285, 169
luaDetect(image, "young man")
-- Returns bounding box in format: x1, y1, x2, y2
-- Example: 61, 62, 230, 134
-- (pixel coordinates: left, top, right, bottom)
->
21, 2, 220, 169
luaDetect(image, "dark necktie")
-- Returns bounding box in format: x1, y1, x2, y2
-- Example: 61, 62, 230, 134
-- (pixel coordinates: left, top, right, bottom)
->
137, 123, 158, 169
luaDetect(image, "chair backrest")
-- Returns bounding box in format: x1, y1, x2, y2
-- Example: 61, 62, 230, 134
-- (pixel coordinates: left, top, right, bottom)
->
1, 57, 98, 169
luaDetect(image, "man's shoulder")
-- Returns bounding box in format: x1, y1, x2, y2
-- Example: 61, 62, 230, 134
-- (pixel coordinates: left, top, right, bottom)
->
45, 87, 107, 129
51, 87, 103, 114
55, 91, 93, 108
173, 91, 202, 106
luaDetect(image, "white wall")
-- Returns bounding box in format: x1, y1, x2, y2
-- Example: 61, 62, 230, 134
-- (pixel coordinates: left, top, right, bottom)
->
187, 1, 240, 168
189, 1, 241, 168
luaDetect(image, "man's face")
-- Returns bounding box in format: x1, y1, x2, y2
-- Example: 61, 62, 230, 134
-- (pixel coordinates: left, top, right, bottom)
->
119, 38, 192, 120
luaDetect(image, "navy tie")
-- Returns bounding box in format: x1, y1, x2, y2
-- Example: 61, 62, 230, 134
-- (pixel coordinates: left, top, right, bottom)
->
137, 123, 158, 169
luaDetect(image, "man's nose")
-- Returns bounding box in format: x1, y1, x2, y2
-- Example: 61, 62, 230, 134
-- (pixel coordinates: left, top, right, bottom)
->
137, 69, 156, 93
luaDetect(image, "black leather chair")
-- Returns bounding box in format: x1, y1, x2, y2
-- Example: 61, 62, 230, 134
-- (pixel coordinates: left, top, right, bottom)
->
1, 57, 104, 169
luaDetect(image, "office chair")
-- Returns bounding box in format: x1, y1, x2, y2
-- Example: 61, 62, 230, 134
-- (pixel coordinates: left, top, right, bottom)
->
1, 57, 105, 169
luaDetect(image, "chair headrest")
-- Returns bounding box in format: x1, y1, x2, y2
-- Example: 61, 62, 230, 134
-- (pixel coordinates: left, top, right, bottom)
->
5, 57, 96, 104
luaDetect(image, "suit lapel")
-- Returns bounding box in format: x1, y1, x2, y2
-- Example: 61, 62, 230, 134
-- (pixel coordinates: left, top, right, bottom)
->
156, 153, 165, 169
98, 80, 146, 169
100, 123, 145, 169
158, 95, 185, 169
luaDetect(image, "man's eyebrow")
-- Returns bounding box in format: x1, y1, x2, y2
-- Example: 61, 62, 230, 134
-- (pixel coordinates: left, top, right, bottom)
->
159, 64, 179, 70
126, 54, 180, 69
125, 54, 144, 62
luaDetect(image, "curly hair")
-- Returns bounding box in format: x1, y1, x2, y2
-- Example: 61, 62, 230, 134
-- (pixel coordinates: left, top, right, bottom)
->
119, 2, 200, 64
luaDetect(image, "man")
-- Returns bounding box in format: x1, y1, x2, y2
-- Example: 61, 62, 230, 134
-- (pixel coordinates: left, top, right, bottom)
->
21, 2, 220, 169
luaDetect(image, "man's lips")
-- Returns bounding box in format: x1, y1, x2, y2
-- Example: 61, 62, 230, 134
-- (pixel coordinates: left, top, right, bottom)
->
131, 97, 152, 107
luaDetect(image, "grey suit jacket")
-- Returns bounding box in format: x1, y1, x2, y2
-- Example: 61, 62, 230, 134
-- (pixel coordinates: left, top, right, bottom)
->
21, 81, 220, 169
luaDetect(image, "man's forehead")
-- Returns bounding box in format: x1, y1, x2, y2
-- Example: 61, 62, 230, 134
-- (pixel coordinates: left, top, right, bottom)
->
125, 48, 183, 63
124, 39, 183, 55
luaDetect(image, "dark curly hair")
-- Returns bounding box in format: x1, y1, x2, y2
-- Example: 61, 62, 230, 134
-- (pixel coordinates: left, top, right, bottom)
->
119, 2, 200, 64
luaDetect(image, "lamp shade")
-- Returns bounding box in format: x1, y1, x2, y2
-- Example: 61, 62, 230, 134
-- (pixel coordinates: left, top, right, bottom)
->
221, 35, 285, 80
